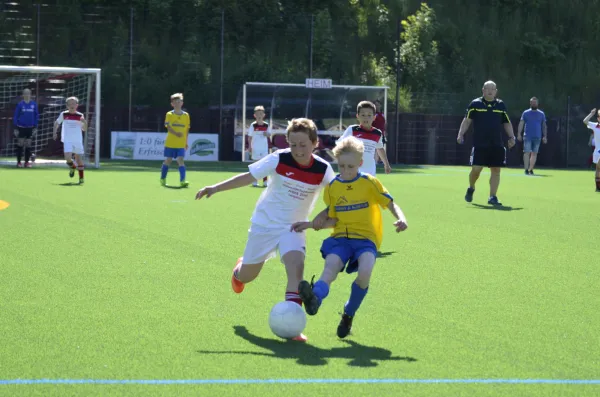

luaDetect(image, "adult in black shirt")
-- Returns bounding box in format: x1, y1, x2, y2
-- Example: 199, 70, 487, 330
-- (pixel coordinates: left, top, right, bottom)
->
457, 81, 516, 205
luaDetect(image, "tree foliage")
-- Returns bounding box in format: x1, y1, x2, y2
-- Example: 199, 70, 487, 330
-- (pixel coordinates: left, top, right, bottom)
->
3, 0, 600, 113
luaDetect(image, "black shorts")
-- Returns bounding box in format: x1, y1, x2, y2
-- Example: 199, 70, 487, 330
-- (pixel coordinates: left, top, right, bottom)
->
16, 127, 34, 139
470, 146, 506, 167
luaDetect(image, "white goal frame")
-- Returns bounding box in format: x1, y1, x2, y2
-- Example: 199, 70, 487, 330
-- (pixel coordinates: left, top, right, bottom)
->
0, 65, 101, 168
240, 82, 389, 158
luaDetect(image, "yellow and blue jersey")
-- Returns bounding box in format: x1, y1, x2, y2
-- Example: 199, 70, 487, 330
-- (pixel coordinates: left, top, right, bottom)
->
324, 172, 393, 249
164, 110, 190, 149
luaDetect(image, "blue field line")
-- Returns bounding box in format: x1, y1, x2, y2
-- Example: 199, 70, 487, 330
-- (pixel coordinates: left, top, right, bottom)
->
1, 379, 599, 385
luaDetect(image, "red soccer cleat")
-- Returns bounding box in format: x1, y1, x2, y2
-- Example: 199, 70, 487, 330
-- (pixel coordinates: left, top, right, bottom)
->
17, 162, 23, 168
231, 257, 245, 294
24, 162, 32, 168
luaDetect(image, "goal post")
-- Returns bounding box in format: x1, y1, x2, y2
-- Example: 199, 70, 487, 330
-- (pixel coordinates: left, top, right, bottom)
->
0, 65, 101, 168
235, 82, 388, 162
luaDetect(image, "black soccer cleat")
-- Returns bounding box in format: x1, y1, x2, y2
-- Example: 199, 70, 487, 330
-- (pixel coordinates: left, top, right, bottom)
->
337, 313, 354, 338
464, 187, 475, 203
69, 168, 75, 178
488, 196, 502, 206
298, 278, 320, 316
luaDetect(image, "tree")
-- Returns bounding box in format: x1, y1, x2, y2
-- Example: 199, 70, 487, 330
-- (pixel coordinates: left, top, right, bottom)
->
399, 3, 441, 92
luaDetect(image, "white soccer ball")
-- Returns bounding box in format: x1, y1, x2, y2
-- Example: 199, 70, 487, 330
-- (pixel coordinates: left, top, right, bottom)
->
268, 301, 307, 339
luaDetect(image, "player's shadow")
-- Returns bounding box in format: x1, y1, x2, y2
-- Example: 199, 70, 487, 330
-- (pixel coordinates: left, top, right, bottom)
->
196, 326, 417, 367
54, 182, 81, 186
376, 251, 396, 258
163, 185, 186, 190
470, 203, 523, 211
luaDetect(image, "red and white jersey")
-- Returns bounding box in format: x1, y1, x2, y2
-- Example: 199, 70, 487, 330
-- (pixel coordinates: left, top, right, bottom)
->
337, 124, 384, 176
587, 122, 600, 148
248, 149, 335, 228
56, 111, 84, 143
248, 121, 270, 152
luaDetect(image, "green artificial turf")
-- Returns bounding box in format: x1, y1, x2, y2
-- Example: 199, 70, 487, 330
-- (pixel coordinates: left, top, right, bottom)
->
0, 162, 598, 397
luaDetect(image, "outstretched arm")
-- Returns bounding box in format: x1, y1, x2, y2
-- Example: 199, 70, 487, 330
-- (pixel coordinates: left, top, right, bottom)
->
290, 217, 337, 233
195, 172, 256, 199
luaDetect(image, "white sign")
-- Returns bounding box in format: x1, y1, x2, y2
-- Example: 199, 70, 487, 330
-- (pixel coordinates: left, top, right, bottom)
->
111, 132, 219, 161
305, 78, 332, 89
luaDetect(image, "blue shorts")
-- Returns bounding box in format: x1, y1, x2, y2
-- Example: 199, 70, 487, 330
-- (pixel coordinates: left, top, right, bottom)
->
523, 138, 541, 153
164, 147, 185, 159
320, 237, 377, 274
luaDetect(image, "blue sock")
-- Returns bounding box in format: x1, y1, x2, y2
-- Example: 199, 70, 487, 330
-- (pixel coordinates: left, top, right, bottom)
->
313, 280, 330, 305
179, 165, 186, 181
160, 164, 168, 179
344, 282, 368, 317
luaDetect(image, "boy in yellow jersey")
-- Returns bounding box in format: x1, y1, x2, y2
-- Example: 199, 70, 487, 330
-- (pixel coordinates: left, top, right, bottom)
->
161, 93, 190, 187
292, 136, 408, 338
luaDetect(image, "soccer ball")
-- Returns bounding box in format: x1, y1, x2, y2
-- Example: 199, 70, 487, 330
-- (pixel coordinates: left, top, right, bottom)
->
268, 301, 307, 339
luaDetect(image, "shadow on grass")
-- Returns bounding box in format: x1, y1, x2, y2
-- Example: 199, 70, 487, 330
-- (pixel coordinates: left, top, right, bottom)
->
376, 251, 396, 258
197, 326, 417, 367
163, 184, 188, 190
53, 182, 81, 186
470, 203, 523, 211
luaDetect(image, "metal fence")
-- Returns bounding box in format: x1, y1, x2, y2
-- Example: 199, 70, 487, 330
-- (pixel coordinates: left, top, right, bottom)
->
0, 2, 595, 167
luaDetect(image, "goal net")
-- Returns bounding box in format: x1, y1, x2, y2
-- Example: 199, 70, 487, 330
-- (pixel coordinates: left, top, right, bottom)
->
235, 82, 388, 162
0, 65, 101, 168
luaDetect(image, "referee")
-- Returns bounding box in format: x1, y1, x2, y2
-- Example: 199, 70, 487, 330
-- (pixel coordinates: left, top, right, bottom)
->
456, 81, 516, 206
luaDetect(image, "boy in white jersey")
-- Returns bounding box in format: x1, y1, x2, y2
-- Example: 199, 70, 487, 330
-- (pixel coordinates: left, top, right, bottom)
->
247, 105, 271, 187
53, 97, 87, 184
337, 101, 392, 176
196, 118, 335, 342
582, 108, 600, 192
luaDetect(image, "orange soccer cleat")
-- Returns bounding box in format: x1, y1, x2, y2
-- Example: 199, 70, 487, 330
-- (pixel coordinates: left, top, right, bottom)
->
291, 333, 308, 342
231, 257, 245, 294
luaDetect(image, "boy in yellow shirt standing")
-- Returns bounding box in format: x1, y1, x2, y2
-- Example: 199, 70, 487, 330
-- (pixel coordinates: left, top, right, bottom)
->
292, 136, 408, 338
161, 93, 190, 187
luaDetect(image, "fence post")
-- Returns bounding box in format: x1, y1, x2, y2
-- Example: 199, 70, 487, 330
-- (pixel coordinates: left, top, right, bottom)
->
128, 6, 133, 132
394, 17, 402, 164
219, 8, 224, 140
566, 95, 570, 168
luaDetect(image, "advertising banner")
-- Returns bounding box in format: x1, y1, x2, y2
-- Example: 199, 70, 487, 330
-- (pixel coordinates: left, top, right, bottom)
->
111, 132, 219, 161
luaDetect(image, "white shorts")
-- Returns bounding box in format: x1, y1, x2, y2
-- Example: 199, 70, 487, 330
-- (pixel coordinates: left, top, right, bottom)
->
63, 141, 84, 155
251, 150, 268, 161
359, 164, 376, 176
242, 224, 306, 264
593, 148, 600, 164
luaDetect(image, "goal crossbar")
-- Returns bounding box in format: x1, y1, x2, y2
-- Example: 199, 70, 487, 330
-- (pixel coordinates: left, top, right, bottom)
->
0, 65, 101, 168
240, 82, 389, 157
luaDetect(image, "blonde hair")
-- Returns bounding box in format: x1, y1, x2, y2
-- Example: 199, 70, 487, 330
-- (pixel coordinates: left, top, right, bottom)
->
66, 96, 79, 103
332, 136, 364, 159
286, 118, 318, 144
254, 105, 265, 112
170, 93, 184, 101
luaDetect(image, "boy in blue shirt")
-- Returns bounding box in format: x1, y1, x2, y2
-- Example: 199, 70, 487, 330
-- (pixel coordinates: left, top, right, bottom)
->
12, 88, 39, 168
517, 97, 547, 175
